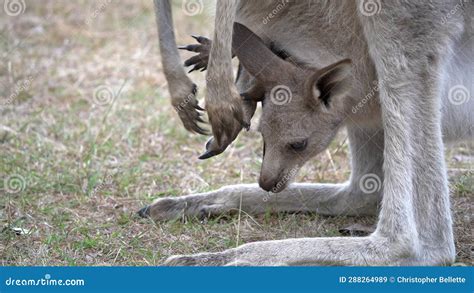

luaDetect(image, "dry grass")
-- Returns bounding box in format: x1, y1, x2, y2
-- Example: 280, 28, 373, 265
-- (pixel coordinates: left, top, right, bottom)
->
0, 0, 472, 266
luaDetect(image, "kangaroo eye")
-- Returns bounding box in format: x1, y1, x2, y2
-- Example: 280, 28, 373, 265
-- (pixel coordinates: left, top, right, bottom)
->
289, 139, 308, 152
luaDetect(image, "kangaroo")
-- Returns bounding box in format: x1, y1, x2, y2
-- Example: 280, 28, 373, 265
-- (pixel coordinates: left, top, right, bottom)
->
148, 0, 473, 266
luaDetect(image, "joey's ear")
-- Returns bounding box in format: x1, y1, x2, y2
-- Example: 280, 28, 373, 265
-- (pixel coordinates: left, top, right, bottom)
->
232, 23, 290, 82
307, 59, 352, 108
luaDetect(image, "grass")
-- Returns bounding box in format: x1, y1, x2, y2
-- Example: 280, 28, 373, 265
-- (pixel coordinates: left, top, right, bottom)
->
0, 0, 472, 266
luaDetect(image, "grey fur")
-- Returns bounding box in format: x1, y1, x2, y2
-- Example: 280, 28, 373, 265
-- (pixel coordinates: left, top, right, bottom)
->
154, 0, 207, 134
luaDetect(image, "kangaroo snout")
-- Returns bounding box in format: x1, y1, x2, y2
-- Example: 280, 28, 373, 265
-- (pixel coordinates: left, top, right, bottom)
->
258, 176, 277, 192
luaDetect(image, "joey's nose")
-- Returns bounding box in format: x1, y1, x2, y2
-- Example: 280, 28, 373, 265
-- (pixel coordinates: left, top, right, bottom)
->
259, 176, 276, 192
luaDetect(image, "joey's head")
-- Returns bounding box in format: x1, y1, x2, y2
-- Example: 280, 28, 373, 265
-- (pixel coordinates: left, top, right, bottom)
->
233, 23, 353, 192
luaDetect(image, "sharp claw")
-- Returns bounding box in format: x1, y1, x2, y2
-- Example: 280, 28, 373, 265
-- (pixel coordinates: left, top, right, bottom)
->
192, 64, 202, 71
178, 44, 200, 52
200, 67, 207, 72
193, 122, 209, 135
198, 138, 223, 159
191, 35, 209, 44
137, 206, 150, 218
188, 67, 196, 73
196, 116, 206, 123
198, 149, 218, 160
184, 58, 195, 67
194, 104, 205, 111
205, 138, 214, 150
196, 127, 209, 136
178, 103, 208, 136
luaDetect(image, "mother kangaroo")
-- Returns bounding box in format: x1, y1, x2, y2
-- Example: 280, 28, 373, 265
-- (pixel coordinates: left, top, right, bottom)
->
145, 0, 473, 266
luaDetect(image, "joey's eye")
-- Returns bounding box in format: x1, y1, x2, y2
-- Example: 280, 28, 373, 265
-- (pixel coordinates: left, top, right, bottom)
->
289, 139, 308, 152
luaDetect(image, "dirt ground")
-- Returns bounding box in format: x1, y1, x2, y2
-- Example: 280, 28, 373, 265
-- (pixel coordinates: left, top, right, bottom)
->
0, 0, 472, 265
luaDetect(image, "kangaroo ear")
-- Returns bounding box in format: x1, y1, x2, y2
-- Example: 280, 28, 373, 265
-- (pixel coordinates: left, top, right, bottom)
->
308, 59, 352, 108
232, 23, 289, 82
